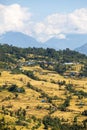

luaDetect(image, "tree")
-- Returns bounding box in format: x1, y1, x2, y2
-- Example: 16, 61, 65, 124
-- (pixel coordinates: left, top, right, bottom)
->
54, 63, 66, 75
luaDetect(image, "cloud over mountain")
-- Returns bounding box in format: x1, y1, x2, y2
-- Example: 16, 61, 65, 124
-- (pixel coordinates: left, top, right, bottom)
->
0, 4, 87, 43
33, 8, 87, 42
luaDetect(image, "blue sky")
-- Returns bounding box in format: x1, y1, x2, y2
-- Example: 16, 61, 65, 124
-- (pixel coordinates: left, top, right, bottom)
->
1, 0, 87, 20
0, 0, 87, 47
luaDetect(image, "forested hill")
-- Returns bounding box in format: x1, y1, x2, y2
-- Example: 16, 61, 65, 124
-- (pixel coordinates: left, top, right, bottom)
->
0, 44, 87, 64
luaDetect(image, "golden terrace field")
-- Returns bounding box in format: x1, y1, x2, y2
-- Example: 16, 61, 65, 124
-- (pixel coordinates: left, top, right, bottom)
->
0, 65, 87, 129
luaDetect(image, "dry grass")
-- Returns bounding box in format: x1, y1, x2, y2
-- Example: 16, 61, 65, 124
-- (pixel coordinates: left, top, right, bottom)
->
0, 66, 87, 129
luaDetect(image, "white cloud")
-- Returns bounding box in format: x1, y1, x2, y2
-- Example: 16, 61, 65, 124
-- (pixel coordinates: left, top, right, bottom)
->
33, 8, 87, 42
68, 8, 87, 33
56, 34, 66, 39
0, 4, 87, 43
0, 4, 32, 35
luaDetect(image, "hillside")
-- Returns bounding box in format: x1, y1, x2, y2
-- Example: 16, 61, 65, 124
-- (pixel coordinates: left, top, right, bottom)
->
0, 44, 87, 130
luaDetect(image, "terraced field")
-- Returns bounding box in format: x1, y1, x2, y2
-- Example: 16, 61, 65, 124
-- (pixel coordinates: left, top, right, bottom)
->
0, 65, 87, 129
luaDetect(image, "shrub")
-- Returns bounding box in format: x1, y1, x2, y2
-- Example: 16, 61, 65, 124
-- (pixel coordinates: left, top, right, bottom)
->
8, 84, 25, 93
82, 110, 87, 116
59, 96, 71, 111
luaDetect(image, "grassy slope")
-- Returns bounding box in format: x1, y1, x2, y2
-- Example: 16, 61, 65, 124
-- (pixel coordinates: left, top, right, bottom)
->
0, 66, 87, 129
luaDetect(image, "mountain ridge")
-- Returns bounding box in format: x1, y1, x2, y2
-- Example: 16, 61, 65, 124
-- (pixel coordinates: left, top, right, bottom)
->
0, 31, 42, 48
75, 43, 87, 55
0, 31, 87, 51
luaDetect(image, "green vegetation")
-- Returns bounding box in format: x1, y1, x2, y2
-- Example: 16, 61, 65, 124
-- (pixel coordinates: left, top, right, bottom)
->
23, 70, 39, 80
59, 96, 71, 111
8, 84, 25, 93
0, 44, 87, 75
43, 115, 85, 130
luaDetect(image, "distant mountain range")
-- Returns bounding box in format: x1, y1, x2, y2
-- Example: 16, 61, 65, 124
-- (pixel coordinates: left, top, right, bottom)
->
75, 43, 87, 55
44, 34, 87, 50
0, 31, 42, 48
0, 31, 87, 54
